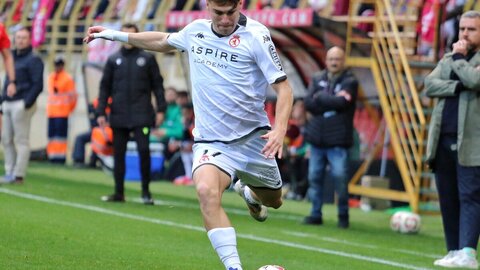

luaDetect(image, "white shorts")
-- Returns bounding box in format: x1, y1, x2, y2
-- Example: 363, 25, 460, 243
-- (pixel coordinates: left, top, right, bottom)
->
192, 130, 282, 190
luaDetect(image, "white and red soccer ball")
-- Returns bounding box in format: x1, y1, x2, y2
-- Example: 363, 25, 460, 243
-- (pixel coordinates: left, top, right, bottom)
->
257, 265, 285, 270
390, 211, 421, 234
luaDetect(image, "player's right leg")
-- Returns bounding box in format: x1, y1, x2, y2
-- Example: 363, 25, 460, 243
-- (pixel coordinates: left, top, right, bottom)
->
194, 164, 232, 229
192, 149, 243, 270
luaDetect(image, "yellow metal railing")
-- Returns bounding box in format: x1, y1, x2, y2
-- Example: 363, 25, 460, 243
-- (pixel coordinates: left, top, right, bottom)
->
345, 0, 427, 212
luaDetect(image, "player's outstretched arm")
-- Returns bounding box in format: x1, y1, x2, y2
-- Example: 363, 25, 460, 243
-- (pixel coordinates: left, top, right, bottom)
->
84, 26, 175, 53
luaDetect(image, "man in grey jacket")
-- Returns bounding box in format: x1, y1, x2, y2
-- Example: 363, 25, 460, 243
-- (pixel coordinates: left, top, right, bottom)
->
424, 10, 480, 269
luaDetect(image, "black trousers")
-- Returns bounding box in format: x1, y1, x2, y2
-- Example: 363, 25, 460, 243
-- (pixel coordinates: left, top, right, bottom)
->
434, 134, 480, 251
112, 127, 151, 196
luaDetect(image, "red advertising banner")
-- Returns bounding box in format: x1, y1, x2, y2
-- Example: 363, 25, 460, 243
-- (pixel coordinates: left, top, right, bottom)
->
166, 8, 314, 28
32, 0, 56, 48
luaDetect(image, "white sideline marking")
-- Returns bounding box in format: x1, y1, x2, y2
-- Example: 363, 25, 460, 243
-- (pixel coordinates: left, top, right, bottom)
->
148, 198, 441, 260
131, 197, 302, 221
284, 231, 441, 259
0, 188, 433, 270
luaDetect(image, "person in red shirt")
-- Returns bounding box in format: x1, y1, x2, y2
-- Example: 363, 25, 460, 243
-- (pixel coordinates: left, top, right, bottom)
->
0, 23, 16, 129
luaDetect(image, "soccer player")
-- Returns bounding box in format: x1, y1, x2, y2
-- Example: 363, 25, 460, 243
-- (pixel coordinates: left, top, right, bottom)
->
84, 0, 293, 269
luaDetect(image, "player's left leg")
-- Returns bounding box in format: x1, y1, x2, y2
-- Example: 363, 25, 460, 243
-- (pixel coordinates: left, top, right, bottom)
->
248, 186, 283, 209
234, 130, 284, 221
233, 180, 279, 222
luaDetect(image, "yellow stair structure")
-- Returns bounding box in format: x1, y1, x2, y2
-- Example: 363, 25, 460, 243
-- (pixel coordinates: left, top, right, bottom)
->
341, 0, 439, 213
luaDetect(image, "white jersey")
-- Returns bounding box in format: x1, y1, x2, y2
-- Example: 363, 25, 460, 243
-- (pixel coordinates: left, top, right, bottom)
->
167, 14, 286, 142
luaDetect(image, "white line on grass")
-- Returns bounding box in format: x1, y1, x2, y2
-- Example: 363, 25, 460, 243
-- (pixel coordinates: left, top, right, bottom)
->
131, 197, 303, 221
136, 198, 441, 260
283, 231, 441, 259
0, 188, 433, 270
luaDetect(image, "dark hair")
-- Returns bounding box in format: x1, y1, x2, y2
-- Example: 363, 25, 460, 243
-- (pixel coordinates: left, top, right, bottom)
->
54, 57, 65, 66
121, 23, 139, 33
177, 91, 189, 98
182, 102, 194, 109
207, 0, 241, 6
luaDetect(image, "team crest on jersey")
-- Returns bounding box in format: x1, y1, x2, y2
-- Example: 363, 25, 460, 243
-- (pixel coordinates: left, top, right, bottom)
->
268, 44, 283, 71
136, 57, 146, 67
115, 58, 122, 65
229, 34, 240, 47
195, 32, 205, 39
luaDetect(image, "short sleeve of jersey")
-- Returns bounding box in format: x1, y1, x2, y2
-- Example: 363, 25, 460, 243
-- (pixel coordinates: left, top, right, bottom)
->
250, 26, 286, 85
167, 23, 195, 51
0, 24, 11, 49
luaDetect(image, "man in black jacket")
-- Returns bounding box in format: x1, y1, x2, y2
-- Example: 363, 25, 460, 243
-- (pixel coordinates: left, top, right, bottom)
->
303, 46, 358, 228
97, 23, 166, 205
1, 27, 44, 184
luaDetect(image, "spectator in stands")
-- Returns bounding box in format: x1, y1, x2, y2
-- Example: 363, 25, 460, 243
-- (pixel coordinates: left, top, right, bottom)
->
150, 87, 184, 161
0, 22, 16, 118
94, 0, 109, 19
282, 0, 299, 9
46, 57, 77, 164
72, 99, 107, 168
0, 27, 44, 184
152, 89, 191, 180
302, 46, 358, 229
172, 0, 201, 11
285, 99, 309, 200
425, 10, 480, 269
148, 0, 162, 19
256, 0, 273, 9
97, 23, 166, 205
172, 102, 195, 185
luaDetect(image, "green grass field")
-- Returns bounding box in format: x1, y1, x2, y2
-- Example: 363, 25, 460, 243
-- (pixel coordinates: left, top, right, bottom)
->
0, 162, 447, 270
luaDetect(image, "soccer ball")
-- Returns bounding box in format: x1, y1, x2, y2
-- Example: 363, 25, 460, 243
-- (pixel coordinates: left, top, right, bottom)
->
390, 211, 421, 234
257, 265, 285, 270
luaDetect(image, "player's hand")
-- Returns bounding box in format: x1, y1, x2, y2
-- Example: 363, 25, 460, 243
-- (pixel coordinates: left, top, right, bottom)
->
83, 26, 107, 43
261, 129, 286, 159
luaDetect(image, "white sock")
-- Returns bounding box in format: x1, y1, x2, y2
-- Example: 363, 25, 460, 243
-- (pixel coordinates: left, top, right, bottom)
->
207, 227, 242, 270
244, 186, 261, 205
